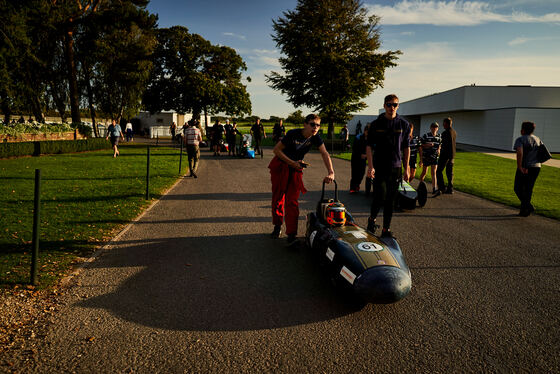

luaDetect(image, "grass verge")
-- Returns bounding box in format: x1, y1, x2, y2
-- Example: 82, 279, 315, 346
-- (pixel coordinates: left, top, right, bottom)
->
334, 150, 560, 220
0, 144, 189, 287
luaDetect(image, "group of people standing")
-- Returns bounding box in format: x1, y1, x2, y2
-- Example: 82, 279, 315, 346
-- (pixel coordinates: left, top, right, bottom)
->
349, 110, 457, 199
269, 95, 457, 244
209, 119, 242, 157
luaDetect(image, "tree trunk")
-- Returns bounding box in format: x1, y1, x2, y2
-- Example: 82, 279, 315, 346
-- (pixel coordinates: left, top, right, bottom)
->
30, 94, 45, 123
64, 24, 81, 125
82, 65, 98, 137
2, 103, 11, 124
328, 119, 334, 140
118, 93, 125, 123
49, 84, 68, 123
204, 107, 209, 139
193, 107, 201, 121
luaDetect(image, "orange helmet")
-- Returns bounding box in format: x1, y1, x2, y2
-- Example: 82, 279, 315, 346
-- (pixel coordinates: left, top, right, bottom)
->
325, 202, 346, 226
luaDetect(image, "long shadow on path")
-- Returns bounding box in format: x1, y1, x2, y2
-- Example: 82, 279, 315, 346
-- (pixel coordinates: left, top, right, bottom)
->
77, 234, 363, 332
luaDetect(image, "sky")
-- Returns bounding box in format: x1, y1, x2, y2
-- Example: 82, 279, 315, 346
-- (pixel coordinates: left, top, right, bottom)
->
146, 0, 560, 118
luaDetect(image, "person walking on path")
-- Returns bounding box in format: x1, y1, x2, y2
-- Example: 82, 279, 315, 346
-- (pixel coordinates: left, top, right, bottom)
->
435, 117, 457, 195
106, 119, 124, 158
272, 119, 286, 144
251, 118, 266, 158
184, 120, 202, 178
514, 121, 542, 217
419, 122, 442, 194
269, 114, 335, 246
366, 94, 410, 238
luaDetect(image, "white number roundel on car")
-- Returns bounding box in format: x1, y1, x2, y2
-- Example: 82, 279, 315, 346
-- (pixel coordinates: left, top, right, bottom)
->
356, 242, 384, 252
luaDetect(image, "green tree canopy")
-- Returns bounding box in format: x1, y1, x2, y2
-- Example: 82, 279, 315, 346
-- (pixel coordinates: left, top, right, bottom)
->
0, 1, 37, 123
144, 26, 251, 120
0, 0, 157, 129
285, 110, 304, 125
267, 0, 400, 137
82, 4, 157, 122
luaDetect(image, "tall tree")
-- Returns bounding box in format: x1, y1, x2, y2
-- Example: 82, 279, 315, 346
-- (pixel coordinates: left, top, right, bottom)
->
49, 0, 103, 125
0, 1, 31, 122
46, 40, 70, 123
144, 26, 251, 122
203, 45, 251, 117
267, 0, 400, 137
83, 4, 157, 123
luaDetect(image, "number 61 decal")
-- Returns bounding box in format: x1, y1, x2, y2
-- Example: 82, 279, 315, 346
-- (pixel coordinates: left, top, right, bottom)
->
356, 242, 384, 252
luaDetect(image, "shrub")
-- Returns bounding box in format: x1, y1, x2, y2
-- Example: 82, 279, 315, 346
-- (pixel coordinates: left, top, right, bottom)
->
0, 121, 75, 136
71, 122, 93, 138
0, 138, 111, 158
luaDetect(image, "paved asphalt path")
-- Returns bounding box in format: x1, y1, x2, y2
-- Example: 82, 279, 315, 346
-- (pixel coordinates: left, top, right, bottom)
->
31, 147, 559, 373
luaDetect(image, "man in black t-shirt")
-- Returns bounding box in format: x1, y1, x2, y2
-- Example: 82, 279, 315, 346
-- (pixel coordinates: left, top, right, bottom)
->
272, 119, 286, 144
225, 120, 240, 156
212, 120, 225, 156
366, 94, 410, 238
269, 114, 335, 246
251, 118, 266, 158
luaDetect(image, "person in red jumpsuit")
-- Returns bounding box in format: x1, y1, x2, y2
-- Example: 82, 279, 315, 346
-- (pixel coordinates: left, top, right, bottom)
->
269, 114, 335, 247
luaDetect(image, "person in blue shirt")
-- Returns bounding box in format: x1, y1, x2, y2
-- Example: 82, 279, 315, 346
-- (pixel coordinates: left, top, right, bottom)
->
106, 119, 124, 158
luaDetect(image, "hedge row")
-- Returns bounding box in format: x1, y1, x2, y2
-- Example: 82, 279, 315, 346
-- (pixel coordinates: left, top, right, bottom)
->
0, 138, 111, 158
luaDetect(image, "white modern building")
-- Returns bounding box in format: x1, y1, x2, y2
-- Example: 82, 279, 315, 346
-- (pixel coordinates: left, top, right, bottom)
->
348, 86, 560, 152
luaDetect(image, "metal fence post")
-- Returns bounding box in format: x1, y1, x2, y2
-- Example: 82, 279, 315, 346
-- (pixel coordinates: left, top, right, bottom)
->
146, 146, 150, 200
31, 169, 41, 285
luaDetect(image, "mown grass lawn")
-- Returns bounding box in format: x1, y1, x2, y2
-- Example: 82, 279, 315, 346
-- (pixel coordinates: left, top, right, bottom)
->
0, 144, 188, 287
334, 150, 560, 220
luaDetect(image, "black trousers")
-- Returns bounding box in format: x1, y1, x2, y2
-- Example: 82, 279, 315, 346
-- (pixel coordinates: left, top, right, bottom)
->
370, 167, 401, 229
514, 167, 540, 210
436, 156, 454, 191
254, 137, 262, 156
350, 157, 366, 191
227, 136, 237, 154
